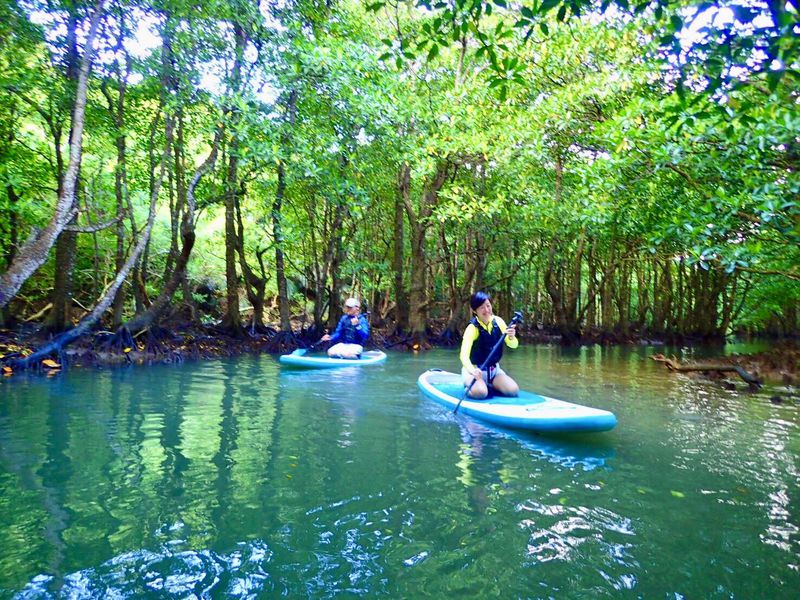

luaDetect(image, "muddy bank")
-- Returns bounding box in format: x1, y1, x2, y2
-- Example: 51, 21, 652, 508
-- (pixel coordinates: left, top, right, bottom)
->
0, 321, 797, 387
0, 320, 414, 374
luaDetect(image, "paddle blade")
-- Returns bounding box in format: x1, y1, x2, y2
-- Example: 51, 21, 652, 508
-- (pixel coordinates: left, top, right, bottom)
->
291, 348, 308, 356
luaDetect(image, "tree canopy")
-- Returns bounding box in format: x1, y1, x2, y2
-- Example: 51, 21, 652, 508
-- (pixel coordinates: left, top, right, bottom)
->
0, 0, 797, 356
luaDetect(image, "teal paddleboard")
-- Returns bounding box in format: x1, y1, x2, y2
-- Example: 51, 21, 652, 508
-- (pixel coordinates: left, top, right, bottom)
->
279, 349, 387, 369
418, 369, 617, 433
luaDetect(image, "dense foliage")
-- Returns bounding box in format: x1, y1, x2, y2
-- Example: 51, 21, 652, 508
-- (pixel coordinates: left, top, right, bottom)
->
0, 0, 797, 351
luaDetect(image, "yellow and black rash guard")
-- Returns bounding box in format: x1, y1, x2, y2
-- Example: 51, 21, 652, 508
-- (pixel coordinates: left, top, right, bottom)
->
460, 315, 518, 370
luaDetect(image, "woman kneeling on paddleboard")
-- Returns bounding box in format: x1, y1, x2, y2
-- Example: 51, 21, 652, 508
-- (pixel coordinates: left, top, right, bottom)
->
460, 291, 519, 399
321, 297, 370, 358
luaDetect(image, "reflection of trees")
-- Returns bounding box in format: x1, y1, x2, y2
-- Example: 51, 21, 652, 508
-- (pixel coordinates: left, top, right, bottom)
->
0, 383, 69, 589
228, 358, 278, 534
38, 385, 71, 586
211, 359, 241, 543
158, 364, 190, 507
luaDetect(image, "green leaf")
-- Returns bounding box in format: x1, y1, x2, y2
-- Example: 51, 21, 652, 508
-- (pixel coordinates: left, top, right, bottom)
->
540, 0, 560, 12
767, 69, 783, 92
427, 44, 439, 61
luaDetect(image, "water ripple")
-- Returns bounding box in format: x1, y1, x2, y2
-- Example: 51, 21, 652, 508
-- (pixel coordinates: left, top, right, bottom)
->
517, 500, 637, 570
15, 541, 272, 599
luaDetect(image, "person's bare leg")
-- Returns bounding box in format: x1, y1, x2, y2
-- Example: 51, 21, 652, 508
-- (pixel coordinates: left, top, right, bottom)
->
491, 373, 519, 397
467, 379, 489, 399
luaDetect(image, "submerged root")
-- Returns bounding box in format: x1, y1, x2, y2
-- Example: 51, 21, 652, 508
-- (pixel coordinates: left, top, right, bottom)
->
264, 331, 303, 354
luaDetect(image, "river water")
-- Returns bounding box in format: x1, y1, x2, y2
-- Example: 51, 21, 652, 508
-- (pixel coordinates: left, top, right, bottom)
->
0, 345, 797, 598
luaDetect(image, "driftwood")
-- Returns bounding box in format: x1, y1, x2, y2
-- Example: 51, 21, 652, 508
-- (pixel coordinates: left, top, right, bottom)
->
651, 354, 762, 389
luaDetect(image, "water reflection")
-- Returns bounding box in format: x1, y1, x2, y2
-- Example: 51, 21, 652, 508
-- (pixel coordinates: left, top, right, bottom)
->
0, 347, 798, 597
455, 418, 615, 471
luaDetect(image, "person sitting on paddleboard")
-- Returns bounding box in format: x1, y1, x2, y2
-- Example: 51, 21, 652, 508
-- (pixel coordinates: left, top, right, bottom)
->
460, 291, 519, 399
320, 297, 370, 359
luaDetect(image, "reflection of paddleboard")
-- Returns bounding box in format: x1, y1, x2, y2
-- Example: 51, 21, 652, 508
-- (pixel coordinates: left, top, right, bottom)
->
418, 369, 617, 433
459, 419, 616, 470
279, 350, 387, 369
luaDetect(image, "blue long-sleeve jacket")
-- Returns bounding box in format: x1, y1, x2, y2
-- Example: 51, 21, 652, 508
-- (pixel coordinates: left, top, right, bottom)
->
329, 314, 370, 345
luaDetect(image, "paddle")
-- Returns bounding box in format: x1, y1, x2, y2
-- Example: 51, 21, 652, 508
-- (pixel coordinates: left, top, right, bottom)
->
454, 311, 523, 414
291, 337, 324, 356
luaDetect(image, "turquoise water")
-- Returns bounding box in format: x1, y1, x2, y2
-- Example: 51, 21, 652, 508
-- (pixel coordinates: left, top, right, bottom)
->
0, 345, 797, 598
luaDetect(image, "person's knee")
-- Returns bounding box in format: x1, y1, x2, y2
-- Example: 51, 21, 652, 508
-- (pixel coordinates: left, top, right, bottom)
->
495, 376, 519, 397
467, 382, 488, 399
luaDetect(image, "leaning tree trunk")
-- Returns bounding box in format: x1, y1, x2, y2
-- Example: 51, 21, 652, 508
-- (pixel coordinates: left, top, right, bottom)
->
8, 115, 171, 369
0, 0, 107, 309
123, 126, 220, 336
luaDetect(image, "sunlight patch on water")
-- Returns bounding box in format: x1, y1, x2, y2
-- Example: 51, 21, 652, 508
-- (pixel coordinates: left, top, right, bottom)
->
517, 500, 635, 569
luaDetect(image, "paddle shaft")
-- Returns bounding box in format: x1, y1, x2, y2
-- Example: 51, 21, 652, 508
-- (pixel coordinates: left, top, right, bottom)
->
454, 312, 522, 414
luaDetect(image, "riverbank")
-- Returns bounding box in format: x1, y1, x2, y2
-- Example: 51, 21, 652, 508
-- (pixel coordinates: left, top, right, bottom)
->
0, 322, 797, 387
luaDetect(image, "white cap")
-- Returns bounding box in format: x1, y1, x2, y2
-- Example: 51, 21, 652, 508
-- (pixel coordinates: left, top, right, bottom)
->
344, 297, 359, 308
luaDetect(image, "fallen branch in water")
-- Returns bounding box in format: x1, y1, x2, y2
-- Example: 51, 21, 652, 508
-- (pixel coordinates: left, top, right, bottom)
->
651, 354, 762, 389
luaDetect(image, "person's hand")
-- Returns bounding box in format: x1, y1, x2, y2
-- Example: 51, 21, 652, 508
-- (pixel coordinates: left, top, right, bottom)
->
472, 368, 483, 381
506, 324, 516, 339
350, 316, 359, 326
320, 334, 331, 342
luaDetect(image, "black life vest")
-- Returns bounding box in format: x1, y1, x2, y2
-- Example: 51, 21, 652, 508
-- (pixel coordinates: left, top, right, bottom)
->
469, 316, 503, 367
